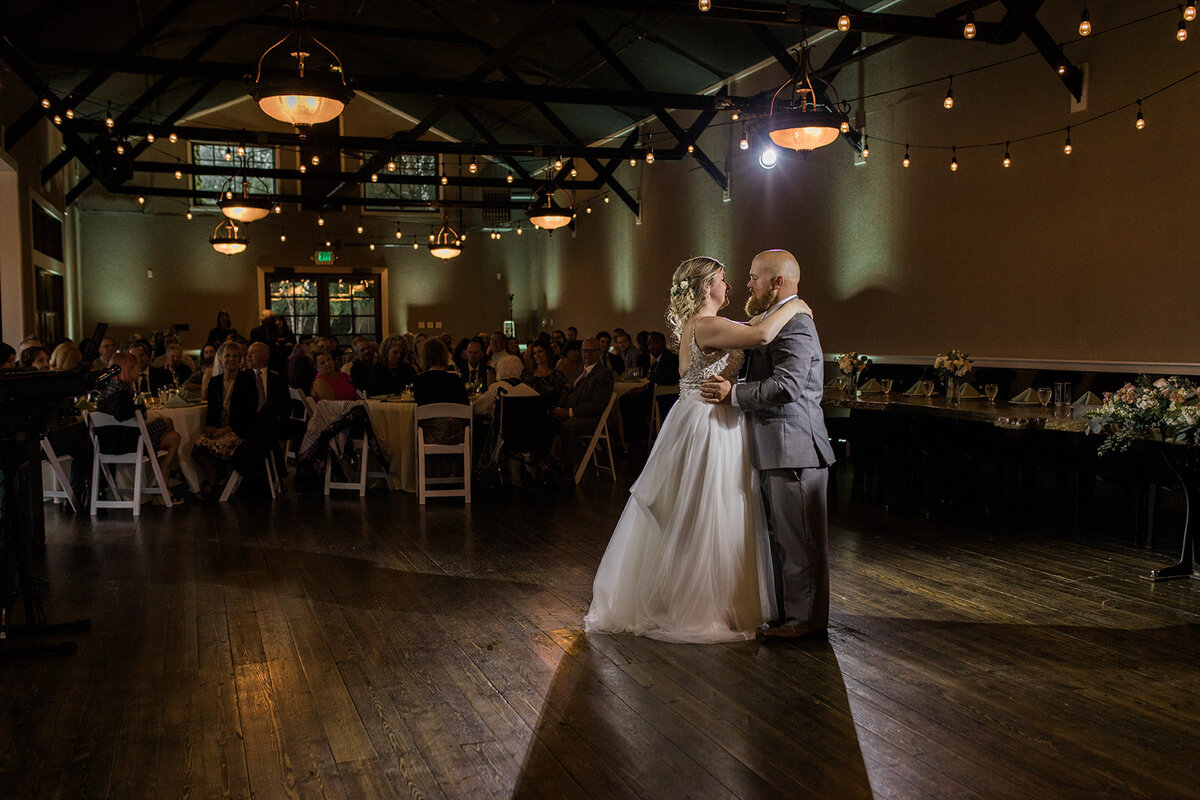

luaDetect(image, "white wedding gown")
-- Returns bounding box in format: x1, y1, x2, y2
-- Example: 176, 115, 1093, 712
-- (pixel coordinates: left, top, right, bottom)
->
584, 328, 776, 643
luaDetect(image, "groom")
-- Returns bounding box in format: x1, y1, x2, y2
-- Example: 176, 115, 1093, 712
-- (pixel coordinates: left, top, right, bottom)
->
702, 249, 835, 640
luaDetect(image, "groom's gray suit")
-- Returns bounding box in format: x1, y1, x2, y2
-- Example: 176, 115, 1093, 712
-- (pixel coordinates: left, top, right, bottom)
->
733, 310, 835, 631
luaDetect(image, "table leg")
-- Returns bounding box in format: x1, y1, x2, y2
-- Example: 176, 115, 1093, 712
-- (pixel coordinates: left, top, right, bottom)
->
1143, 453, 1198, 582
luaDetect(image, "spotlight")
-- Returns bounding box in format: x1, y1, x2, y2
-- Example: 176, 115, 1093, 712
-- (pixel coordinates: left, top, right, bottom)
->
758, 146, 778, 169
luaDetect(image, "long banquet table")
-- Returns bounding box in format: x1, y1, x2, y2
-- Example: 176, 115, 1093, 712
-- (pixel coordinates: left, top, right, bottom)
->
822, 390, 1091, 432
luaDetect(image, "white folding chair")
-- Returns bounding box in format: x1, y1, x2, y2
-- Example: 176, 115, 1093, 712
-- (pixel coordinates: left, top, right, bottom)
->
283, 387, 310, 464
323, 430, 386, 497
414, 403, 472, 504
40, 437, 77, 512
86, 410, 172, 516
575, 392, 618, 485
219, 452, 283, 502
649, 384, 680, 444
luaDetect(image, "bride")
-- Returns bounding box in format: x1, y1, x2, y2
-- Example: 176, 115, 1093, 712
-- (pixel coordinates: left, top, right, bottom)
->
584, 256, 809, 643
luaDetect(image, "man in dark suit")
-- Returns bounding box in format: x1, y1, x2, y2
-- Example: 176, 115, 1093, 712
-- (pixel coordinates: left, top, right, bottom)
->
619, 331, 679, 454
128, 341, 173, 393
455, 337, 491, 390
242, 342, 294, 478
704, 249, 835, 641
552, 337, 615, 475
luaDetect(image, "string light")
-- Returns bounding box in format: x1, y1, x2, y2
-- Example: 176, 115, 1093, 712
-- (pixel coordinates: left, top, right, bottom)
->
1058, 63, 1067, 75
41, 98, 50, 108
570, 166, 578, 177
237, 145, 246, 157
950, 146, 958, 172
370, 173, 378, 182
65, 109, 74, 119
603, 196, 610, 204
387, 159, 396, 172
739, 127, 749, 150
1003, 142, 1012, 168
356, 225, 364, 234
105, 115, 115, 129
1178, 17, 1188, 41
1135, 100, 1145, 129
137, 196, 145, 205
311, 155, 319, 165
168, 132, 178, 143
186, 211, 193, 220
629, 155, 637, 167
1079, 3, 1091, 36
369, 243, 375, 251
440, 173, 448, 185
506, 173, 514, 184
687, 144, 695, 153
840, 120, 850, 134
52, 115, 62, 125
145, 132, 155, 143
838, 14, 850, 32
516, 225, 523, 235
280, 234, 286, 242
1187, 3, 1198, 22
317, 216, 325, 226
116, 144, 126, 155
860, 133, 869, 159
943, 76, 954, 109
553, 155, 563, 171
645, 147, 655, 165
413, 242, 419, 250
299, 164, 307, 173
395, 224, 403, 239
224, 147, 233, 161
175, 169, 183, 180
963, 12, 976, 39
698, 0, 710, 10
731, 111, 739, 121
469, 156, 478, 174
1063, 126, 1073, 155
902, 144, 910, 168
274, 205, 282, 214
585, 206, 592, 214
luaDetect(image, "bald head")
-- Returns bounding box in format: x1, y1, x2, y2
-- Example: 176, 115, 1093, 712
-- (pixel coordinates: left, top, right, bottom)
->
752, 249, 800, 292
246, 341, 270, 370
581, 337, 603, 367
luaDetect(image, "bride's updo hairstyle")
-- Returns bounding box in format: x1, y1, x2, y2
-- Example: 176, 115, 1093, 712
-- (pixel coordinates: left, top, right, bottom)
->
666, 255, 725, 348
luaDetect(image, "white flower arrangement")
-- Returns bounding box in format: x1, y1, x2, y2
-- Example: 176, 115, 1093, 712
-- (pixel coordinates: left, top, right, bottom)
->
670, 279, 690, 298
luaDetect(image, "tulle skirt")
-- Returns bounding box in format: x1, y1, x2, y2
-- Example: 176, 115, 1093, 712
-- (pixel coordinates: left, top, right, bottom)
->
584, 395, 775, 643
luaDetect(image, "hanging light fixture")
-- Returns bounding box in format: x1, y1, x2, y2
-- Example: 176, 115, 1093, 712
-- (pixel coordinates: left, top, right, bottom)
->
950, 146, 959, 172
429, 216, 463, 259
943, 76, 955, 109
902, 144, 910, 168
1078, 3, 1092, 36
759, 43, 850, 151
218, 177, 273, 222
527, 191, 573, 231
963, 12, 976, 39
1003, 142, 1012, 168
1135, 100, 1145, 129
210, 219, 248, 256
1064, 126, 1073, 155
247, 0, 355, 130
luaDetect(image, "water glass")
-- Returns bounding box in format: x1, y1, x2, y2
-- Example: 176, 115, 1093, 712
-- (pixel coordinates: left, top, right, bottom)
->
984, 383, 999, 405
1055, 381, 1071, 407
1037, 387, 1053, 408
881, 378, 894, 397
922, 380, 935, 400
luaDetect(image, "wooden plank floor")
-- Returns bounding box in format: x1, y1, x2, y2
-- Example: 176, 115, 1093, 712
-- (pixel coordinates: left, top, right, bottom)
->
2, 465, 1198, 799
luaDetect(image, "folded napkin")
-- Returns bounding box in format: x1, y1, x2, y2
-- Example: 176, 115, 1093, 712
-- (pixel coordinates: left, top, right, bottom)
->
957, 383, 983, 399
164, 394, 192, 408
859, 378, 884, 393
1073, 391, 1103, 406
74, 396, 91, 410
1009, 387, 1040, 404
903, 381, 932, 396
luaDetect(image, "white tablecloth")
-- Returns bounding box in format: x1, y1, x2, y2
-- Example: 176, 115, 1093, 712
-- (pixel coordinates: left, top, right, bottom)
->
301, 399, 417, 493
147, 404, 207, 492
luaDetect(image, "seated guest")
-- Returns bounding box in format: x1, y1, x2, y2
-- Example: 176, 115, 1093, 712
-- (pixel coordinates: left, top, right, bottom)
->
311, 348, 357, 401
287, 337, 317, 391
49, 342, 82, 371
474, 355, 539, 418
552, 337, 615, 474
612, 330, 640, 374
456, 336, 491, 390
619, 331, 680, 454
192, 342, 256, 498
244, 341, 294, 474
595, 330, 617, 371
17, 334, 43, 356
19, 345, 50, 371
347, 337, 378, 388
162, 343, 192, 383
564, 326, 578, 342
556, 339, 583, 385
91, 336, 117, 370
0, 342, 16, 370
487, 331, 508, 370
524, 341, 568, 404
369, 335, 418, 396
413, 339, 469, 444
206, 309, 238, 348
127, 340, 173, 393
412, 333, 428, 372
506, 337, 522, 358
182, 343, 216, 400
95, 351, 183, 502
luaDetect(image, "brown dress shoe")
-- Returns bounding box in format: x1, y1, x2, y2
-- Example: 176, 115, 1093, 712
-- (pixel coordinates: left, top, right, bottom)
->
759, 624, 826, 640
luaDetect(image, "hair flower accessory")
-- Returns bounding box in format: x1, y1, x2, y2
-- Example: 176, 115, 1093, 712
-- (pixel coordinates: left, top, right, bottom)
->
670, 279, 690, 297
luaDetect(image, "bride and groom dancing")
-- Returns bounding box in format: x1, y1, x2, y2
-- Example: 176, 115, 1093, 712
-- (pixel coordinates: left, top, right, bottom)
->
584, 249, 835, 643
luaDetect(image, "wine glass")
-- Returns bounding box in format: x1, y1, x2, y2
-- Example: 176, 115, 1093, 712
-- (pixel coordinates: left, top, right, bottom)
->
984, 383, 999, 406
881, 378, 894, 398
922, 379, 935, 400
1036, 386, 1052, 408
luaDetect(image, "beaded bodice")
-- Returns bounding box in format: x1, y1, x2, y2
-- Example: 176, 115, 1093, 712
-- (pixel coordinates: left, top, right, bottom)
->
679, 324, 743, 400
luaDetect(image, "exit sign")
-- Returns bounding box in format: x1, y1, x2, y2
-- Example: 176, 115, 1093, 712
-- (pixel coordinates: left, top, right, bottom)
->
314, 249, 335, 263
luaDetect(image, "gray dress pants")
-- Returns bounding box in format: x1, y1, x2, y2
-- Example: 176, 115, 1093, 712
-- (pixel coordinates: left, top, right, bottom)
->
759, 466, 830, 630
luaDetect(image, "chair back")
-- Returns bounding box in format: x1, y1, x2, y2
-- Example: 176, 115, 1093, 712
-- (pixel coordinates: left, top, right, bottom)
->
497, 395, 553, 453
414, 402, 472, 423
289, 386, 310, 421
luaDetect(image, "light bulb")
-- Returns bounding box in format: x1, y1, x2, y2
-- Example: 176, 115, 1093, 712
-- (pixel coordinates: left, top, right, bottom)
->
861, 144, 869, 159
963, 13, 976, 39
629, 157, 637, 167
106, 116, 115, 128
186, 211, 193, 220
274, 205, 281, 214
603, 196, 610, 204
1079, 9, 1091, 36
553, 156, 562, 170
41, 98, 51, 108
645, 150, 655, 164
237, 146, 245, 157
299, 164, 307, 173
387, 160, 396, 172
739, 131, 749, 150
52, 115, 62, 125
758, 147, 778, 169
116, 144, 125, 155
1058, 64, 1067, 75
317, 217, 325, 226
585, 206, 592, 214
224, 148, 232, 161
1179, 19, 1188, 41
356, 225, 363, 234
902, 145, 910, 168
145, 132, 155, 143
698, 0, 710, 10
280, 234, 286, 242
395, 228, 402, 239
440, 174, 448, 185
175, 169, 182, 180
1003, 153, 1011, 168
687, 144, 695, 153
570, 167, 578, 177
731, 112, 739, 121
469, 157, 478, 173
369, 243, 375, 251
1063, 128, 1072, 155
506, 173, 514, 183
1135, 103, 1145, 130
311, 155, 319, 165
1187, 3, 1198, 22
838, 14, 850, 32
840, 120, 850, 134
944, 90, 954, 109
65, 109, 74, 119
517, 225, 523, 234
371, 173, 378, 182
413, 242, 419, 250
950, 148, 958, 172
137, 196, 145, 205
168, 132, 178, 143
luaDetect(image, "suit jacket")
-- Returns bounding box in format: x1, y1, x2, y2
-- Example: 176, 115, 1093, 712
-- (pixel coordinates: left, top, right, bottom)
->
205, 371, 258, 439
456, 360, 490, 390
638, 350, 680, 386
562, 363, 615, 420
733, 313, 835, 470
134, 366, 174, 394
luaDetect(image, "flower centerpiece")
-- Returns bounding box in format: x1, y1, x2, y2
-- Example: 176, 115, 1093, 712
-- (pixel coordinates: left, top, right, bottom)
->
1086, 376, 1200, 455
933, 348, 973, 404
837, 352, 872, 383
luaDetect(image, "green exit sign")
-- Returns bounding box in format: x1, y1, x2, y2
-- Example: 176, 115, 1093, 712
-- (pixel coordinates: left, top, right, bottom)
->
315, 249, 335, 263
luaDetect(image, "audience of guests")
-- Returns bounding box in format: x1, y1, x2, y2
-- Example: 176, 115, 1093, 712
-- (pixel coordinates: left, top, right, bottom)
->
551, 337, 615, 476
564, 326, 578, 342
311, 348, 357, 400
250, 309, 295, 374
127, 340, 173, 393
181, 343, 216, 399
95, 351, 183, 503
206, 310, 238, 347
18, 335, 43, 355
19, 345, 50, 371
162, 343, 192, 383
370, 335, 418, 396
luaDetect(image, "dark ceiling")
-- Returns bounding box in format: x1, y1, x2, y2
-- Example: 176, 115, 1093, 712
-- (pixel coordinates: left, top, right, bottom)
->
0, 1, 1080, 214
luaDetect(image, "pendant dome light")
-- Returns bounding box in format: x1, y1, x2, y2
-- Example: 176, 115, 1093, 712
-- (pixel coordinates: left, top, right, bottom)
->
219, 177, 273, 222
759, 42, 849, 152
429, 217, 462, 260
247, 1, 354, 130
527, 191, 573, 231
210, 219, 248, 256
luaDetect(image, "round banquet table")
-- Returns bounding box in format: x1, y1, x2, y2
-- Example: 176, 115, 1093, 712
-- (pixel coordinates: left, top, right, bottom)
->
302, 398, 418, 493
146, 403, 207, 493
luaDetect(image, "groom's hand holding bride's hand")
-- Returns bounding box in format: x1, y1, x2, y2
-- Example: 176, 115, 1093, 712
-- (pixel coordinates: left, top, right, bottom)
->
702, 375, 732, 404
